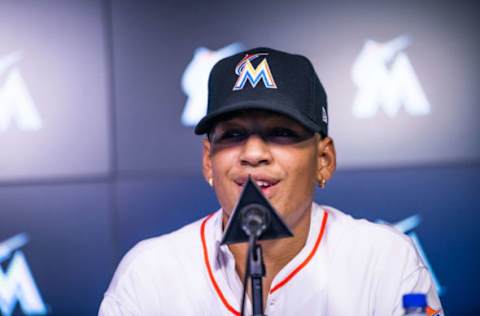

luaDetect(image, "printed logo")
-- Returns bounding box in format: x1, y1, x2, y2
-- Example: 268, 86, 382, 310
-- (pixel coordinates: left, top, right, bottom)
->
181, 43, 244, 126
0, 52, 42, 132
322, 107, 328, 124
233, 53, 277, 91
378, 215, 445, 296
0, 234, 47, 316
352, 35, 430, 118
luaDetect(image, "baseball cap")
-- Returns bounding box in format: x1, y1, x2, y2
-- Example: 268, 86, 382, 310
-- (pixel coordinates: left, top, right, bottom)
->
194, 47, 328, 137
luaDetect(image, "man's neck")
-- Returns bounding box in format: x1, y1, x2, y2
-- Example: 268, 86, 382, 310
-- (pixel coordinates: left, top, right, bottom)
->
224, 205, 312, 304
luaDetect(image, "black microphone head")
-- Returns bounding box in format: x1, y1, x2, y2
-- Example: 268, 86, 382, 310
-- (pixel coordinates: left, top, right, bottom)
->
221, 176, 294, 245
241, 203, 271, 237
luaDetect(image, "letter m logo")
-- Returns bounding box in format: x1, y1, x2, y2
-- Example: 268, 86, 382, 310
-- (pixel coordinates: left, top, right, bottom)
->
0, 234, 47, 315
0, 52, 42, 132
233, 53, 277, 91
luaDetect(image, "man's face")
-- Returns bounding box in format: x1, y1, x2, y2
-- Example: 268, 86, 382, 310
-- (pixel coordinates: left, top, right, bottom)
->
203, 110, 332, 228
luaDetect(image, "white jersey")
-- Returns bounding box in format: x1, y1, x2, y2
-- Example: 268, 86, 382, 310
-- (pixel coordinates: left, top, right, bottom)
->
99, 203, 443, 315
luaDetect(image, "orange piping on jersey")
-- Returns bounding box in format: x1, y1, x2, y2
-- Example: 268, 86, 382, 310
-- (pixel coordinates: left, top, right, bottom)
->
201, 213, 240, 316
270, 211, 329, 294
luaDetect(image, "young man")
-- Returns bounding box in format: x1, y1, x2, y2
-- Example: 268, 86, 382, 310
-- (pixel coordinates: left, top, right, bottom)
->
99, 48, 443, 315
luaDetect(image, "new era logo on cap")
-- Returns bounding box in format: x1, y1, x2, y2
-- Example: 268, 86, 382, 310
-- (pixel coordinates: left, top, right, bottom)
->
232, 53, 277, 91
322, 107, 328, 124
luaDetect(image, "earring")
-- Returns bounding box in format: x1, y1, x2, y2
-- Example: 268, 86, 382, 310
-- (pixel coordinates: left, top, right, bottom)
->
208, 178, 213, 187
319, 178, 326, 188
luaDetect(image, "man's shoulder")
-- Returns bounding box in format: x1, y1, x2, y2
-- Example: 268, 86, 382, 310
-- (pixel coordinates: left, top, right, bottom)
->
320, 205, 417, 257
101, 212, 221, 314
320, 205, 426, 288
110, 213, 214, 283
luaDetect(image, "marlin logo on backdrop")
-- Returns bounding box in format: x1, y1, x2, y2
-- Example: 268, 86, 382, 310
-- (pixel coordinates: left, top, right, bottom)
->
0, 234, 48, 315
352, 35, 431, 118
0, 52, 42, 132
233, 53, 277, 91
377, 215, 445, 296
181, 43, 244, 126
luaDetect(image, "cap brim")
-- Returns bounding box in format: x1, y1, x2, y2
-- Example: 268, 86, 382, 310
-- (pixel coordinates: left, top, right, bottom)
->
194, 100, 320, 135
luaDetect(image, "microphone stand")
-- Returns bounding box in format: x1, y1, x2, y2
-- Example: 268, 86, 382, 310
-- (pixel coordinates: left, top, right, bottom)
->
221, 179, 293, 316
248, 235, 265, 316
239, 204, 269, 316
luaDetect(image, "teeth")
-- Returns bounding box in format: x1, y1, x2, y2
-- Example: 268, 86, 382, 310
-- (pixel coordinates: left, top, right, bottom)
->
256, 181, 270, 188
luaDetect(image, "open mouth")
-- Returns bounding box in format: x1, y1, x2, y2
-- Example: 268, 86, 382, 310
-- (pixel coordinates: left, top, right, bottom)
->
234, 176, 280, 195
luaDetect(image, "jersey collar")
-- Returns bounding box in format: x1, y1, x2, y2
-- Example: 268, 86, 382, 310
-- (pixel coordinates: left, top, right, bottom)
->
200, 203, 329, 315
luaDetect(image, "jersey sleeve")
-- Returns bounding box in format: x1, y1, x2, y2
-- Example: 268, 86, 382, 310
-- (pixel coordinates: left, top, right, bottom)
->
396, 265, 444, 316
98, 293, 138, 316
97, 255, 143, 316
97, 240, 156, 316
374, 231, 444, 316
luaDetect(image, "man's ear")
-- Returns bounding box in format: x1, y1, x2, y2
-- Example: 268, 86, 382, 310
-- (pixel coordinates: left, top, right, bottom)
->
316, 136, 337, 184
202, 138, 213, 184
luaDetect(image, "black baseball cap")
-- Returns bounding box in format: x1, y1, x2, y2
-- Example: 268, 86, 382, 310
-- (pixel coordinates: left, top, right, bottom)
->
194, 47, 328, 137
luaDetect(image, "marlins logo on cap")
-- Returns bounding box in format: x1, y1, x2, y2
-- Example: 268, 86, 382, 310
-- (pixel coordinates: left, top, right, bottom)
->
232, 53, 277, 91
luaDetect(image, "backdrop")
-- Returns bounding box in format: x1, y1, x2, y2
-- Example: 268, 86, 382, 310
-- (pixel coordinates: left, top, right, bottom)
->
0, 0, 478, 315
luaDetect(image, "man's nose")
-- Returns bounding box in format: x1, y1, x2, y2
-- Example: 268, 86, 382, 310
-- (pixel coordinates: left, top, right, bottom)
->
239, 134, 273, 166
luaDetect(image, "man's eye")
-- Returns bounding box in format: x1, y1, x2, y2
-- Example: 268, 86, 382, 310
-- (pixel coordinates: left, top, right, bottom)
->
223, 130, 245, 138
269, 128, 298, 138
267, 127, 313, 144
213, 129, 248, 144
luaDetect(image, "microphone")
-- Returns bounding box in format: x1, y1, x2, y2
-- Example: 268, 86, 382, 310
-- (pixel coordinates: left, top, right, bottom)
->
221, 176, 293, 245
240, 204, 271, 238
